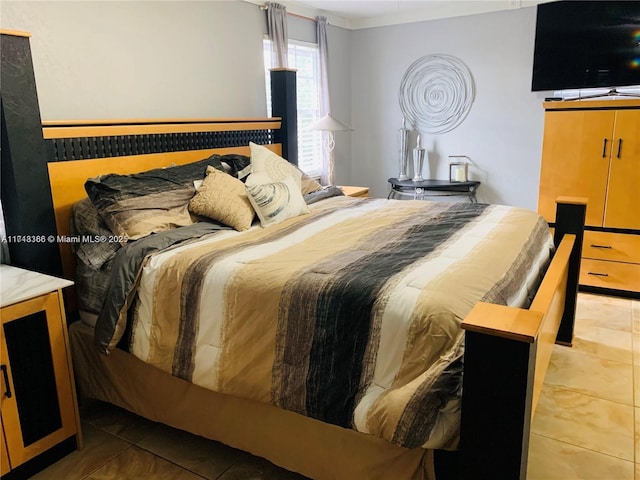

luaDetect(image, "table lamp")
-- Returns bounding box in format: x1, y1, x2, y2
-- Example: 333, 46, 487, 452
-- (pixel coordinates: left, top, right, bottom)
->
310, 113, 352, 184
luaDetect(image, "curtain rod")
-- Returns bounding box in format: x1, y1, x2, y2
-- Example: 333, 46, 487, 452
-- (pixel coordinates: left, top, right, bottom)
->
259, 4, 317, 23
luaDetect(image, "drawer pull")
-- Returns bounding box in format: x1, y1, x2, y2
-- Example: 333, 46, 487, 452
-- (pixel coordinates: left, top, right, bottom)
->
617, 138, 623, 158
601, 138, 608, 157
590, 244, 612, 249
0, 364, 11, 399
588, 272, 609, 277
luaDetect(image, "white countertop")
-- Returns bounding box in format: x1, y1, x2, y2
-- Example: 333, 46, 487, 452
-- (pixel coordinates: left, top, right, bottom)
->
0, 264, 73, 308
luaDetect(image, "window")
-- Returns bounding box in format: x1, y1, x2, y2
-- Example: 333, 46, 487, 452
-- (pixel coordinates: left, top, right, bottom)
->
263, 39, 323, 178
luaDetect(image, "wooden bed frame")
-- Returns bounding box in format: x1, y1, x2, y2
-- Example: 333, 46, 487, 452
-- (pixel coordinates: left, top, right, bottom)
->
38, 118, 586, 480
1, 28, 586, 479
43, 118, 282, 288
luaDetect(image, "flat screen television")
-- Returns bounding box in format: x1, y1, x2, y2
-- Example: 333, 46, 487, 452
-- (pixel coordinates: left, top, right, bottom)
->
531, 1, 640, 92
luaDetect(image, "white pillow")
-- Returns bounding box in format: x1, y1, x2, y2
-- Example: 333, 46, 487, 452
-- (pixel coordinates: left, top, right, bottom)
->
246, 176, 310, 227
247, 142, 302, 186
247, 142, 322, 195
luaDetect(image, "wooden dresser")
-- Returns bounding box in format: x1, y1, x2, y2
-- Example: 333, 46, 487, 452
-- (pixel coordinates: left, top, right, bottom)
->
538, 99, 640, 296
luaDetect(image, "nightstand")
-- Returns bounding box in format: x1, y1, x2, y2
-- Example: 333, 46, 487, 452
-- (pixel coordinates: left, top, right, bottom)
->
387, 178, 480, 202
0, 265, 80, 478
340, 186, 370, 198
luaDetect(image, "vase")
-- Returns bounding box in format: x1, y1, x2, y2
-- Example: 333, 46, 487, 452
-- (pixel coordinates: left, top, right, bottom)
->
412, 148, 425, 182
397, 127, 410, 180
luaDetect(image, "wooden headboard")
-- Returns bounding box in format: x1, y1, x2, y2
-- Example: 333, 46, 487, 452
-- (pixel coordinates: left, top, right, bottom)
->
43, 118, 282, 284
1, 28, 298, 280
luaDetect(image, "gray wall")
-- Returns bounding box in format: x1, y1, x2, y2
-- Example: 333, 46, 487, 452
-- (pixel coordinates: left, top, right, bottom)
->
1, 1, 268, 119
350, 8, 549, 209
327, 24, 353, 187
2, 1, 547, 209
0, 0, 353, 180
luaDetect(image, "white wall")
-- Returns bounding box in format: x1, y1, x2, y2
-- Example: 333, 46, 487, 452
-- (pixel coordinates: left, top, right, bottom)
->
350, 8, 550, 209
1, 1, 268, 119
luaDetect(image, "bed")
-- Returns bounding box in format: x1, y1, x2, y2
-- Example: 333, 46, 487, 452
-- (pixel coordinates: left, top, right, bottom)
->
42, 117, 586, 480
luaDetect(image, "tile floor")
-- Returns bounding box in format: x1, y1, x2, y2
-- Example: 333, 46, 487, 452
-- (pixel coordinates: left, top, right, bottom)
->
527, 292, 639, 480
32, 292, 639, 479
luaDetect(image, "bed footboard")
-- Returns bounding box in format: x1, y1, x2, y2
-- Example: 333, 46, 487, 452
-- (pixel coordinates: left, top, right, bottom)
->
457, 197, 586, 480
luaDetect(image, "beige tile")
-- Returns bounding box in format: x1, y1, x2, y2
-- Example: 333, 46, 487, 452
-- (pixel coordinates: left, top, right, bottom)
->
31, 423, 130, 480
636, 462, 640, 480
86, 445, 203, 480
80, 399, 159, 444
573, 323, 633, 364
136, 423, 242, 479
634, 333, 640, 365
576, 293, 633, 333
632, 300, 640, 333
637, 407, 640, 463
531, 385, 634, 461
527, 433, 634, 480
545, 344, 633, 405
578, 292, 633, 307
635, 365, 640, 407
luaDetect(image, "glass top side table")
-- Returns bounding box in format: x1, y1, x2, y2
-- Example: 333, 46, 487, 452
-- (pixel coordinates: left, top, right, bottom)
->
387, 178, 481, 203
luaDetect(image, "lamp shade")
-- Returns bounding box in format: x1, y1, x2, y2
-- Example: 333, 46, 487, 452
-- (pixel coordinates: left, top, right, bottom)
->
310, 114, 352, 132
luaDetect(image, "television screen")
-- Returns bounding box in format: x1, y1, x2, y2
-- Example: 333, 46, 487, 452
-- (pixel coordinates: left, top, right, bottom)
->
531, 1, 640, 92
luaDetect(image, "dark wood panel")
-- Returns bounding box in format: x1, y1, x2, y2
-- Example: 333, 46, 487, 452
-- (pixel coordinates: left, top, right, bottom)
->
47, 129, 275, 162
0, 33, 62, 276
271, 69, 298, 166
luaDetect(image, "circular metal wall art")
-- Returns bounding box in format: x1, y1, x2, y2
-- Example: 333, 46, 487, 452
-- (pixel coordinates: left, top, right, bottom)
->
399, 54, 475, 135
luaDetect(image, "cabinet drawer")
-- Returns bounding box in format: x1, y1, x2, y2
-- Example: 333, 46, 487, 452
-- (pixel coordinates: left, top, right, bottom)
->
580, 259, 640, 292
582, 231, 640, 263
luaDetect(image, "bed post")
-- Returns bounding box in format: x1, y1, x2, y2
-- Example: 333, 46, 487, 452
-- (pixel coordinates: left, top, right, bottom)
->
270, 68, 298, 166
552, 197, 587, 346
1, 30, 62, 276
455, 197, 586, 480
458, 306, 540, 480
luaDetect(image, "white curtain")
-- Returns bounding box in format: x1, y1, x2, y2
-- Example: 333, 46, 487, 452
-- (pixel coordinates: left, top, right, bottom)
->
267, 2, 288, 68
316, 16, 332, 184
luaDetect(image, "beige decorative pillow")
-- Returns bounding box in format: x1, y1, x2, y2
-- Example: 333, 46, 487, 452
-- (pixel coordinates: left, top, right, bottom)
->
246, 176, 310, 227
248, 142, 322, 195
188, 166, 255, 231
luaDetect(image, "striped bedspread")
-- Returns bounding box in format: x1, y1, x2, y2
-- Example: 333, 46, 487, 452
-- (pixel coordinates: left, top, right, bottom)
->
127, 196, 553, 449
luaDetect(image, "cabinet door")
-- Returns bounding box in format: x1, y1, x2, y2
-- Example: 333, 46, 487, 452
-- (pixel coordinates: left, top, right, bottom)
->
0, 292, 77, 469
538, 110, 614, 226
1, 417, 10, 475
604, 110, 640, 229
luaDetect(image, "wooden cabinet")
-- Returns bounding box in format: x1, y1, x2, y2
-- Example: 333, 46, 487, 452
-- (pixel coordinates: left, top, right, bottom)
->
538, 99, 640, 295
579, 259, 640, 293
603, 109, 640, 229
538, 109, 613, 227
1, 417, 10, 476
0, 265, 80, 477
